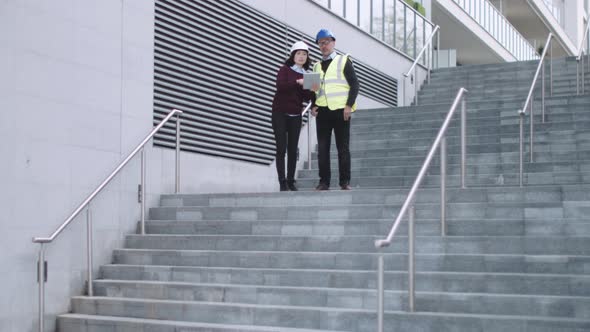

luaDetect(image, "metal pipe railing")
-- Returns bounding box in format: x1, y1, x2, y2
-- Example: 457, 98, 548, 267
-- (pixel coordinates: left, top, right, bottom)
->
374, 88, 468, 331
403, 25, 440, 106
577, 21, 590, 95
301, 102, 313, 170
32, 109, 183, 332
519, 33, 553, 187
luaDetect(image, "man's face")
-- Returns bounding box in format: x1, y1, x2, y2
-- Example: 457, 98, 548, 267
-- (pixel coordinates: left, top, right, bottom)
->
317, 37, 335, 57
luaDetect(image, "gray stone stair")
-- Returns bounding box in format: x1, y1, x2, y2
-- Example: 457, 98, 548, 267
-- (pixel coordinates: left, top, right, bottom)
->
57, 56, 590, 331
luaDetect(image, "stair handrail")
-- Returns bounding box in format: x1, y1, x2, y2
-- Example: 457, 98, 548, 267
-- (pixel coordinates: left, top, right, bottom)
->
301, 101, 313, 170
403, 25, 440, 107
374, 87, 468, 332
32, 108, 183, 332
518, 33, 554, 187
577, 20, 590, 95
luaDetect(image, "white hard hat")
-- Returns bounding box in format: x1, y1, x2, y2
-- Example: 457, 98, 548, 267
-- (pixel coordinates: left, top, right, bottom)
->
290, 41, 309, 54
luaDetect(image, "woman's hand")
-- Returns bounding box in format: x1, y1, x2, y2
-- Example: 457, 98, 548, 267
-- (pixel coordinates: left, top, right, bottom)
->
296, 78, 304, 86
311, 106, 319, 117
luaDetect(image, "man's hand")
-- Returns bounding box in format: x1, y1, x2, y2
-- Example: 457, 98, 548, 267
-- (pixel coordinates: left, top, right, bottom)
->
343, 106, 352, 121
311, 106, 319, 117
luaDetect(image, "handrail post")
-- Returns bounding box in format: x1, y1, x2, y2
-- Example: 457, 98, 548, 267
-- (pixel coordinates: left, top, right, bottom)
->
576, 59, 580, 95
414, 69, 418, 105
175, 113, 181, 193
403, 76, 407, 107
377, 254, 384, 332
577, 23, 590, 94
519, 110, 525, 187
427, 46, 431, 84
402, 25, 440, 108
408, 204, 416, 312
37, 244, 45, 332
549, 40, 553, 96
460, 97, 466, 189
140, 148, 146, 235
440, 136, 447, 236
436, 30, 440, 69
86, 207, 93, 296
542, 57, 546, 123
583, 53, 586, 94
529, 93, 534, 163
308, 112, 312, 170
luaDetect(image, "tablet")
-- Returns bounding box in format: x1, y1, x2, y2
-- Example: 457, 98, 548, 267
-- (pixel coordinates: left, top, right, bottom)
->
303, 72, 320, 89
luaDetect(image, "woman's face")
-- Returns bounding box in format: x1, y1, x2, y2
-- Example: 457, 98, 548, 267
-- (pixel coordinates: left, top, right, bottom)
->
293, 50, 308, 67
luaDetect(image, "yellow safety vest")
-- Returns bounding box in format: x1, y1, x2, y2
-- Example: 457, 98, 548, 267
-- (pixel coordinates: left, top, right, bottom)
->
314, 54, 357, 111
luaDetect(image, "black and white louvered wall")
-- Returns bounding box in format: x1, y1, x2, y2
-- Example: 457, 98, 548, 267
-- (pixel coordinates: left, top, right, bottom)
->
153, 0, 398, 165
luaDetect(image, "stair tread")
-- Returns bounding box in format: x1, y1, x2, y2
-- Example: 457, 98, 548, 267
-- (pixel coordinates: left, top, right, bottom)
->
58, 313, 345, 332
67, 297, 590, 322
101, 264, 590, 278
94, 279, 590, 299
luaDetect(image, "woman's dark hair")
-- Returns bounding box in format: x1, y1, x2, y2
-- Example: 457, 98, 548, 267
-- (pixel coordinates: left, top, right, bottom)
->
284, 50, 311, 70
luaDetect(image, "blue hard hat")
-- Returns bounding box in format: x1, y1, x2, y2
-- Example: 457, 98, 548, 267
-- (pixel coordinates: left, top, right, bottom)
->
315, 29, 336, 43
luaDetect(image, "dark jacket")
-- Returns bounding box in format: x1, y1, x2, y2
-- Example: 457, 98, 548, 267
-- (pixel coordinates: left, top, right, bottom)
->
271, 65, 315, 115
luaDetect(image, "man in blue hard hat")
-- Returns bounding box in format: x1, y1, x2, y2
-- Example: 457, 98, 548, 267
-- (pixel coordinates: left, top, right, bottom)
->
311, 29, 360, 191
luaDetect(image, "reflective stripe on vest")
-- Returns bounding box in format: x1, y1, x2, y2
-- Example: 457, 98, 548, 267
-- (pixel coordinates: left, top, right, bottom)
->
314, 54, 357, 111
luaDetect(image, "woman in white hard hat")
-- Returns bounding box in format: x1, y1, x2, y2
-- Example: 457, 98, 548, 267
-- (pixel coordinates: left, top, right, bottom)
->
271, 41, 317, 191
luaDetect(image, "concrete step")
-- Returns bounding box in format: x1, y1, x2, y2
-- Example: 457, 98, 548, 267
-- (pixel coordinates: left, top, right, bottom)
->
306, 149, 590, 168
424, 76, 590, 91
100, 265, 590, 296
57, 313, 347, 332
361, 94, 590, 115
295, 173, 590, 189
298, 162, 589, 180
159, 185, 589, 206
112, 249, 590, 274
347, 119, 590, 144
91, 280, 590, 318
68, 296, 590, 331
149, 201, 566, 222
428, 70, 588, 85
143, 219, 590, 237
350, 107, 590, 130
123, 234, 590, 255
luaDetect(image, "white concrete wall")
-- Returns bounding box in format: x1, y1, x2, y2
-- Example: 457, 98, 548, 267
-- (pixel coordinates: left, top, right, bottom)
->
0, 1, 157, 331
529, 0, 577, 55
0, 1, 418, 331
436, 0, 517, 63
563, 0, 585, 51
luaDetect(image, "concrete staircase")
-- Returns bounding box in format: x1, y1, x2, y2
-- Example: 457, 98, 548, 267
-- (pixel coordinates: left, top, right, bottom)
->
57, 57, 590, 331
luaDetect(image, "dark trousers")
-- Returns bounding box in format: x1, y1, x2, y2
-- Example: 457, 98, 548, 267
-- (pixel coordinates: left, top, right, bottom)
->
316, 107, 351, 187
272, 112, 302, 182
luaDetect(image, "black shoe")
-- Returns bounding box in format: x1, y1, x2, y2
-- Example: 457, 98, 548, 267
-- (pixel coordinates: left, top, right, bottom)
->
279, 180, 288, 191
287, 180, 298, 191
315, 183, 329, 191
340, 184, 352, 190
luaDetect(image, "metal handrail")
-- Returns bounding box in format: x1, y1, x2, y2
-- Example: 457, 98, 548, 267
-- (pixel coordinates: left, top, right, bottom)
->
374, 88, 468, 332
301, 102, 313, 170
403, 25, 440, 106
32, 109, 183, 332
518, 33, 554, 187
577, 20, 590, 95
